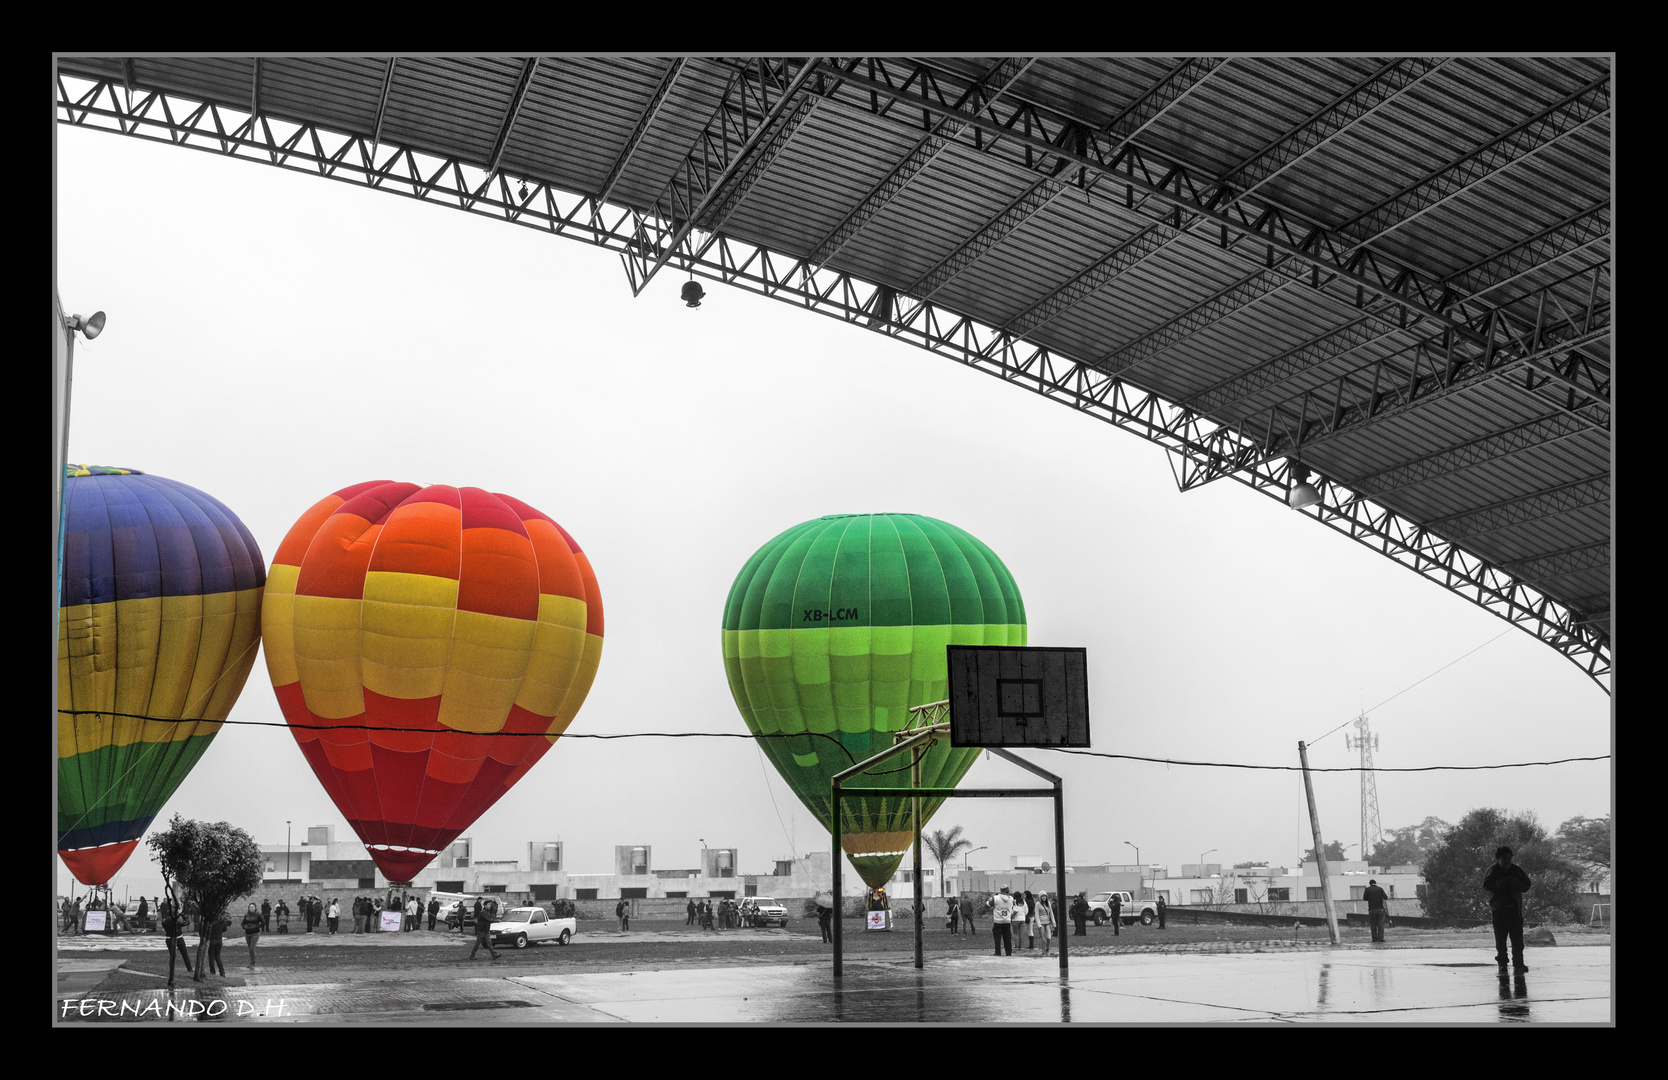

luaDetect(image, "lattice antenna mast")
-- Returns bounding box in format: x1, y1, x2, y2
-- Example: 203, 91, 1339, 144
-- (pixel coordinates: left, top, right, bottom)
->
1344, 713, 1383, 859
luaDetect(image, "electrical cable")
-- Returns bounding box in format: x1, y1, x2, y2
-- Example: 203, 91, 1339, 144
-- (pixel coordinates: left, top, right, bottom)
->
58, 710, 1606, 773
1307, 627, 1514, 746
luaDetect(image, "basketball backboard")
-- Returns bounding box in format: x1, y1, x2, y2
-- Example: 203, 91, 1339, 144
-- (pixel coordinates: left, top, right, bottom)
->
946, 645, 1090, 747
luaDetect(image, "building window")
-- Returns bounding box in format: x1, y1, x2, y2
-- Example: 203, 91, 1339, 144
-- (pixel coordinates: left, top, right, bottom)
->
1389, 884, 1396, 898
710, 890, 736, 899
621, 888, 648, 899
576, 889, 598, 900
1416, 883, 1428, 899
1190, 890, 1213, 904
1307, 887, 1325, 900
1349, 886, 1365, 900
1234, 888, 1247, 904
1267, 888, 1290, 902
484, 884, 506, 893
667, 892, 688, 898
358, 878, 375, 889
531, 884, 557, 901
436, 880, 465, 893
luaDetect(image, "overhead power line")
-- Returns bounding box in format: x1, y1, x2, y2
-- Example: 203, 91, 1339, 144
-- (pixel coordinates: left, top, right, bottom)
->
59, 710, 1607, 773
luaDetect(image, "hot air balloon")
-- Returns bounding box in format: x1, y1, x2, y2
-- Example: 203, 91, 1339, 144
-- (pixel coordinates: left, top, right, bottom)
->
722, 513, 1025, 888
57, 465, 266, 886
263, 481, 602, 883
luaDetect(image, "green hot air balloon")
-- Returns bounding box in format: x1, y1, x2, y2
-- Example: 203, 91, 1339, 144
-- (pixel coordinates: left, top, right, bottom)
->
721, 514, 1026, 888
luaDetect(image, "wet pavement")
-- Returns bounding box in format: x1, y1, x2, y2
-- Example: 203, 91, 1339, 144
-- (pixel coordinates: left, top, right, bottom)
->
56, 940, 1611, 1024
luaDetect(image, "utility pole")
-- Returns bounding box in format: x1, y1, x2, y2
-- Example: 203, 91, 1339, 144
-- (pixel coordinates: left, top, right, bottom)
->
1298, 741, 1340, 944
1345, 713, 1383, 862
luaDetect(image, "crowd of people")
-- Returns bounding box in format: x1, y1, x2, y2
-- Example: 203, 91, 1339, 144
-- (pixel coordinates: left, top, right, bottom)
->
680, 897, 767, 930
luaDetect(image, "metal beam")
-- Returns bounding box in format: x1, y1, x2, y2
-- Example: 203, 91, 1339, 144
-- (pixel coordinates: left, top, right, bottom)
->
1502, 541, 1609, 584
370, 57, 397, 160
902, 57, 1226, 299
1349, 411, 1602, 504
484, 57, 540, 178
624, 57, 823, 294
1428, 475, 1609, 541
803, 57, 1607, 370
1335, 72, 1610, 250
807, 56, 1035, 268
52, 73, 1610, 690
597, 58, 685, 206
1183, 200, 1611, 420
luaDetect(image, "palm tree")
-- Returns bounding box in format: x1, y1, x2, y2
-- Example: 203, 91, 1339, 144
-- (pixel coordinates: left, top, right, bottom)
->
924, 826, 974, 898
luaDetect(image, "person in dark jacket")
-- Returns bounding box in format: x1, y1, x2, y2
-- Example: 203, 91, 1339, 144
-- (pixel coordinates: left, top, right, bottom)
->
1362, 879, 1390, 941
428, 897, 440, 930
240, 903, 264, 969
1157, 895, 1167, 929
161, 902, 196, 986
260, 897, 272, 933
1483, 846, 1533, 972
1109, 892, 1122, 936
206, 912, 230, 976
1070, 893, 1089, 936
817, 903, 833, 943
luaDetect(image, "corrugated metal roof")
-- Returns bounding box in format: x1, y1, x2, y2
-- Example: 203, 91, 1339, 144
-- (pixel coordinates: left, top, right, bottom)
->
53, 54, 1612, 676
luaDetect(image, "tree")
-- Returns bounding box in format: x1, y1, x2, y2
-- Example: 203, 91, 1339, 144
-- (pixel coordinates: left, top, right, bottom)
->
1555, 815, 1611, 892
923, 826, 973, 898
1369, 817, 1450, 869
1419, 808, 1585, 923
147, 815, 263, 979
1303, 840, 1348, 863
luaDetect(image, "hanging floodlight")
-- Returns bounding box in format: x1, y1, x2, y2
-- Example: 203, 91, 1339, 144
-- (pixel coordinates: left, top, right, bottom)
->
1288, 463, 1321, 509
69, 311, 106, 340
680, 280, 705, 308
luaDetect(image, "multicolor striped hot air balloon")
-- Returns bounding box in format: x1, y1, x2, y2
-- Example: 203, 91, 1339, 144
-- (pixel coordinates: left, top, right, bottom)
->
263, 481, 603, 883
57, 465, 266, 886
722, 513, 1026, 889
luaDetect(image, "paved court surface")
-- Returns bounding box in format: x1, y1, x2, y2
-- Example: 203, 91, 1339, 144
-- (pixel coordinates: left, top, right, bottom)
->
55, 943, 1610, 1024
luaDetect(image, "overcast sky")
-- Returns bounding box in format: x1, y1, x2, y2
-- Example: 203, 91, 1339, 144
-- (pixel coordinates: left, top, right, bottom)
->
54, 117, 1611, 902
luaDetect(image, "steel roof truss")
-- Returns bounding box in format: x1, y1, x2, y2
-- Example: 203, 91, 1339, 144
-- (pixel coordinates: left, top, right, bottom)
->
53, 71, 1610, 689
1429, 475, 1610, 541
597, 58, 686, 206
811, 58, 1586, 354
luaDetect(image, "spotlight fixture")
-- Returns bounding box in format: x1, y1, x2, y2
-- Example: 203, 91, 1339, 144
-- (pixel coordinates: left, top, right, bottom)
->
680, 280, 705, 308
1288, 463, 1321, 509
68, 311, 106, 340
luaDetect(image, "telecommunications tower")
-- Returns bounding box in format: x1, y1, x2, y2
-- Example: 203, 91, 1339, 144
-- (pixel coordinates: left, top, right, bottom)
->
1344, 714, 1382, 860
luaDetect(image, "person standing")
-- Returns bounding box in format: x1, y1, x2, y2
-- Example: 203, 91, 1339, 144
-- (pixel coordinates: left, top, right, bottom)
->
161, 901, 196, 986
1157, 894, 1168, 929
962, 894, 977, 936
1109, 892, 1122, 936
1035, 892, 1056, 957
1012, 889, 1029, 950
1483, 846, 1533, 972
986, 886, 1015, 956
468, 906, 502, 960
687, 898, 697, 926
276, 898, 290, 934
260, 897, 272, 933
1362, 879, 1389, 942
616, 898, 629, 931
240, 903, 263, 969
406, 895, 419, 931
946, 896, 959, 933
136, 895, 150, 933
206, 911, 229, 976
817, 902, 833, 943
1070, 893, 1088, 936
428, 897, 440, 930
327, 896, 341, 934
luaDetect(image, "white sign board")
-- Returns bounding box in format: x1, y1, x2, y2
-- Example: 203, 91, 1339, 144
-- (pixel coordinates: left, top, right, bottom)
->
83, 910, 107, 932
380, 910, 403, 932
865, 910, 888, 930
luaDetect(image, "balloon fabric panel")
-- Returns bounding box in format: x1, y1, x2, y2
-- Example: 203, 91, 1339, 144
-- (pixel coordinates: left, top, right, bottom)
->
58, 468, 265, 884
264, 481, 602, 883
722, 514, 1025, 888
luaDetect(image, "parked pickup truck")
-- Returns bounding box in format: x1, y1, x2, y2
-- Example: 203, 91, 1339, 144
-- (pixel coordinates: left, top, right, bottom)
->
740, 896, 789, 928
489, 907, 577, 949
1087, 892, 1157, 927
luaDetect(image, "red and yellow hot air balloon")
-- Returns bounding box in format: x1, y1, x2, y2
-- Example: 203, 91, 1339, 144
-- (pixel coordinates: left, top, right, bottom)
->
263, 481, 602, 882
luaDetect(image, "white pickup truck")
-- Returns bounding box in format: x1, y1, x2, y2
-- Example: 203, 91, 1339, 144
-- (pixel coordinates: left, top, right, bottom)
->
1087, 891, 1158, 927
490, 906, 577, 949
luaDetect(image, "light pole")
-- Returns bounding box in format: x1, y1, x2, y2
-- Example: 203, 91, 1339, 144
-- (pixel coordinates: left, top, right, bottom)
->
964, 846, 986, 872
1124, 840, 1139, 866
1199, 848, 1217, 876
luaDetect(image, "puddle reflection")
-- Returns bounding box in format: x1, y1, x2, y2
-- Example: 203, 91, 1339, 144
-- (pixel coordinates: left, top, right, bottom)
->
1496, 972, 1531, 1022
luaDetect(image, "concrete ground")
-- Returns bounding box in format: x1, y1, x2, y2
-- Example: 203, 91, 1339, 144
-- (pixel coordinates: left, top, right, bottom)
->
55, 927, 1611, 1024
